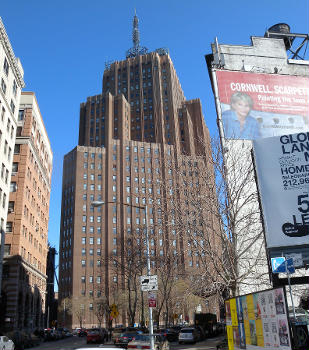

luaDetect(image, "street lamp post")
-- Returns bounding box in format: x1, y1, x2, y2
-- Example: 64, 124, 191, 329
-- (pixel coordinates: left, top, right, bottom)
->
92, 201, 155, 350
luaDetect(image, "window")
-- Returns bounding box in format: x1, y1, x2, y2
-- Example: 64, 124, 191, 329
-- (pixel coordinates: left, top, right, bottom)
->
82, 248, 86, 256
1, 79, 6, 94
81, 260, 86, 267
96, 276, 101, 284
81, 276, 86, 283
8, 201, 14, 212
89, 237, 94, 245
89, 276, 93, 283
10, 100, 15, 114
97, 248, 101, 256
113, 276, 118, 283
6, 221, 12, 232
10, 182, 17, 192
12, 162, 18, 173
14, 144, 20, 154
3, 57, 9, 76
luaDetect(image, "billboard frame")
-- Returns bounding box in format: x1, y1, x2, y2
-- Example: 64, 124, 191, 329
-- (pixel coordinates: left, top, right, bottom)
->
251, 150, 309, 287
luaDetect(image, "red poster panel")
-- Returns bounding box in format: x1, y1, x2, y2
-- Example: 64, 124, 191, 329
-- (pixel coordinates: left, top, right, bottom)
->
215, 70, 309, 140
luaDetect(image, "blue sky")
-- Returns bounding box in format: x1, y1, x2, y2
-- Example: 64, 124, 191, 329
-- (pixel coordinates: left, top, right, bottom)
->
1, 0, 308, 273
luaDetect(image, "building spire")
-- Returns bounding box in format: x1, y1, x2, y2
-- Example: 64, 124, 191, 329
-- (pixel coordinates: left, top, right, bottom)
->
126, 11, 148, 58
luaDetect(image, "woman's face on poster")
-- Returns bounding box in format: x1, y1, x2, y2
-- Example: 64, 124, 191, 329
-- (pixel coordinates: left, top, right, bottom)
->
231, 99, 251, 119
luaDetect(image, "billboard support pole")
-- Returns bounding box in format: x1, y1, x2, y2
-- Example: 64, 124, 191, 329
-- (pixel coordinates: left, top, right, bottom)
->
285, 259, 296, 320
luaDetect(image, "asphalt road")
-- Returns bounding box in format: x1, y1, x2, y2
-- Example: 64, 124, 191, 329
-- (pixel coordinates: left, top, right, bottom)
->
29, 335, 224, 350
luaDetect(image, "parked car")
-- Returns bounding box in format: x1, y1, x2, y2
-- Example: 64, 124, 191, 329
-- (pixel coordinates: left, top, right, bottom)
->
127, 334, 170, 350
0, 336, 15, 350
63, 328, 73, 337
76, 348, 125, 350
5, 331, 24, 350
72, 328, 80, 336
86, 328, 107, 344
112, 327, 126, 343
194, 325, 206, 341
178, 327, 199, 344
114, 332, 141, 348
78, 328, 87, 337
156, 328, 178, 342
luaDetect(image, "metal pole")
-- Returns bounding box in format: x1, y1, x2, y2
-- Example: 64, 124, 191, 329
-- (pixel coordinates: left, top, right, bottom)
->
144, 205, 154, 350
63, 298, 66, 327
285, 260, 296, 319
0, 224, 6, 300
47, 305, 49, 328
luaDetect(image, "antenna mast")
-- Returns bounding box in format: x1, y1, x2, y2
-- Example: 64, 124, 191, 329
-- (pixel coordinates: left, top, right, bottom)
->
126, 11, 148, 58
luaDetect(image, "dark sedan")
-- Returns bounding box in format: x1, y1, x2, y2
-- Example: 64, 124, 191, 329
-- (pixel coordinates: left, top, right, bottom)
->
157, 328, 178, 342
114, 332, 141, 348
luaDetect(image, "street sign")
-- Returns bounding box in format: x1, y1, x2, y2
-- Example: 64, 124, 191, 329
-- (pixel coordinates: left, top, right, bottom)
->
286, 253, 303, 268
271, 257, 295, 274
148, 291, 156, 308
140, 275, 158, 291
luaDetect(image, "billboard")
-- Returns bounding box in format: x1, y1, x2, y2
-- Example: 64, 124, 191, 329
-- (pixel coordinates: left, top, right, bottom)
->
225, 287, 291, 350
253, 132, 309, 250
215, 71, 309, 140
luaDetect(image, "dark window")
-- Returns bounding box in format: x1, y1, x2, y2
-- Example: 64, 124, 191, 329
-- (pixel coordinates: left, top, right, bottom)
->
4, 244, 11, 256
6, 222, 13, 232
3, 58, 9, 76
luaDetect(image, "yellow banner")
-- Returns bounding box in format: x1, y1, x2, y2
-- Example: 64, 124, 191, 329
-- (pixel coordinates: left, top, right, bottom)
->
247, 295, 255, 320
226, 325, 234, 350
256, 318, 264, 347
230, 298, 238, 326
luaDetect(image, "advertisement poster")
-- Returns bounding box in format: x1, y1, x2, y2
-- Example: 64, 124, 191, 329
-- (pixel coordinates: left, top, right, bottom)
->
225, 287, 291, 350
253, 132, 309, 249
215, 70, 309, 140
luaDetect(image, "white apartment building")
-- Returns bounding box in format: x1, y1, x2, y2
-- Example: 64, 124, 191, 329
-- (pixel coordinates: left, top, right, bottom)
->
0, 17, 25, 261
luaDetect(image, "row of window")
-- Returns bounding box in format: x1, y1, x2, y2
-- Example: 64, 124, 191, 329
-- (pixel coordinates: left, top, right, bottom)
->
81, 237, 101, 245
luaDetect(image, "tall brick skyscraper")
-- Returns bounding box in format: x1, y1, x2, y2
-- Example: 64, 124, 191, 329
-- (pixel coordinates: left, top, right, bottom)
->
59, 14, 218, 328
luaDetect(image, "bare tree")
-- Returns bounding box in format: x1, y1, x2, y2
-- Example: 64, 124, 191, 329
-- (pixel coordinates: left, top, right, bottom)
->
157, 136, 270, 303
110, 228, 147, 326
154, 253, 179, 326
58, 296, 88, 328
93, 295, 110, 328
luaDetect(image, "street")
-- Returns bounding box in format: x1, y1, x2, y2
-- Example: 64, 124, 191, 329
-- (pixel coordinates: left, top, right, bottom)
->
31, 335, 224, 350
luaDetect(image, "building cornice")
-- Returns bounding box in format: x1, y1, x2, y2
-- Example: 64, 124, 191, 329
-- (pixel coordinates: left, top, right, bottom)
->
0, 17, 25, 88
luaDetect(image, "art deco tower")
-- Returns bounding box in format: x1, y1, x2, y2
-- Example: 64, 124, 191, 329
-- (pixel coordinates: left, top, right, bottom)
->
59, 14, 219, 328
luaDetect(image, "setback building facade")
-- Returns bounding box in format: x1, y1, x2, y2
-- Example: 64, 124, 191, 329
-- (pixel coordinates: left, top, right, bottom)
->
59, 14, 220, 328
